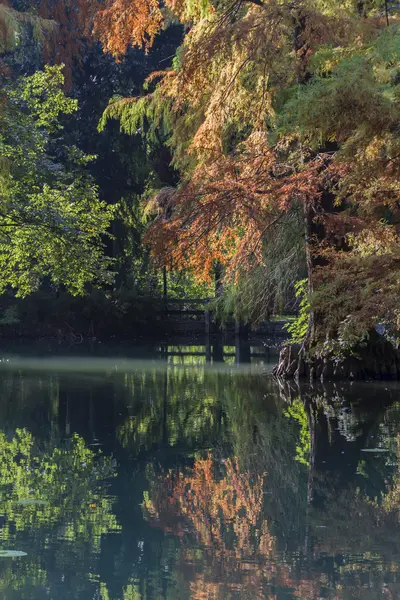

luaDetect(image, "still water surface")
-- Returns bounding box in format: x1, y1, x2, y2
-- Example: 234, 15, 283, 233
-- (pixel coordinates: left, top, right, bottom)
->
0, 344, 400, 598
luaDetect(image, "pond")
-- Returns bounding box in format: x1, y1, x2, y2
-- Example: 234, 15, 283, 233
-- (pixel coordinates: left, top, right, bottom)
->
0, 343, 400, 599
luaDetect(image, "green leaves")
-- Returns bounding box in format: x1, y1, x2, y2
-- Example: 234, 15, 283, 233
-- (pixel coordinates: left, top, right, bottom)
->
284, 279, 310, 344
0, 427, 119, 565
19, 65, 78, 132
284, 399, 311, 467
277, 25, 400, 151
0, 65, 115, 296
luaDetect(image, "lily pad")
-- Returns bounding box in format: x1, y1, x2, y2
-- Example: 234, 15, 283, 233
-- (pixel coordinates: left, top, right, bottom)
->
16, 499, 47, 506
361, 448, 389, 453
0, 550, 27, 557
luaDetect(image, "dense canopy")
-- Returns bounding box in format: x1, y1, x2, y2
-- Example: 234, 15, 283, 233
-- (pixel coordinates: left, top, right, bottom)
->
1, 0, 400, 369
97, 1, 400, 341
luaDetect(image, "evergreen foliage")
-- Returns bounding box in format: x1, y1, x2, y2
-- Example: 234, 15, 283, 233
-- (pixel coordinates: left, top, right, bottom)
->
284, 279, 310, 344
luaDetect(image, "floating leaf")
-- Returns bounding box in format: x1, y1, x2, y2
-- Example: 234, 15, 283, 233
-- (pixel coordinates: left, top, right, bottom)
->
0, 550, 27, 557
361, 448, 389, 453
16, 499, 47, 506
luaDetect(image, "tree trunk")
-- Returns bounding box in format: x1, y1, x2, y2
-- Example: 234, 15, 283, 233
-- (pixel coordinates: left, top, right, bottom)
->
273, 329, 400, 381
275, 6, 377, 381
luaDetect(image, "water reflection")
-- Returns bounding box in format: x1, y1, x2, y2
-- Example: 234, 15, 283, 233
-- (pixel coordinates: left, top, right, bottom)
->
143, 455, 274, 600
0, 429, 119, 598
139, 379, 400, 599
0, 353, 399, 598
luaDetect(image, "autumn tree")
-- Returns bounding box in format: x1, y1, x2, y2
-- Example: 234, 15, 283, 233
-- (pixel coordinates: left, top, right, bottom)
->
95, 0, 400, 377
0, 0, 100, 86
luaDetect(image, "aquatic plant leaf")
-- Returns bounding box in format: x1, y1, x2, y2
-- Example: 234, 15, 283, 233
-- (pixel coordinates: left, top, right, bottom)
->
361, 448, 389, 453
0, 550, 27, 557
16, 499, 48, 506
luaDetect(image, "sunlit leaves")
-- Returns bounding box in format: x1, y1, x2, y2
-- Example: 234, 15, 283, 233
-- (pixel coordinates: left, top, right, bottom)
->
19, 64, 77, 131
93, 0, 164, 59
0, 65, 115, 296
284, 398, 311, 466
94, 0, 400, 340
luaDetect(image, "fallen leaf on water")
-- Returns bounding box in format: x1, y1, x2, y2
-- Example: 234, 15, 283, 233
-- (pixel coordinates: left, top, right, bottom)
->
16, 500, 47, 506
361, 448, 389, 453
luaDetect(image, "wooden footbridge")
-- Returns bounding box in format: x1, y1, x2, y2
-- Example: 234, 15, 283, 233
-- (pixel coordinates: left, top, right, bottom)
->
157, 297, 287, 337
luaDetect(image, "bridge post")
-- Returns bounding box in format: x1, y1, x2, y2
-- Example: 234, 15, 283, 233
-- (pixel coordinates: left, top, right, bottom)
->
235, 336, 251, 364
162, 266, 168, 315
205, 300, 211, 336
206, 338, 212, 362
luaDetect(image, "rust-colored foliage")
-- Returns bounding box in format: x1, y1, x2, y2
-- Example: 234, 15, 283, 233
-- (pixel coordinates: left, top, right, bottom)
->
93, 0, 163, 59
144, 454, 273, 558
143, 454, 275, 598
91, 0, 213, 58
89, 0, 400, 339
145, 133, 322, 283
143, 450, 400, 599
91, 1, 346, 280
34, 0, 101, 86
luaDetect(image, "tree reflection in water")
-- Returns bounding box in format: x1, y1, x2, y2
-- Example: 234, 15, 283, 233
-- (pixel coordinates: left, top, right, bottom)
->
0, 428, 119, 598
1, 362, 400, 598
141, 380, 400, 599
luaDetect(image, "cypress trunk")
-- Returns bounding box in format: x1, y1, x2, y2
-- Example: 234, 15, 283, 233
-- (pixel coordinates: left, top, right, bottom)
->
273, 330, 400, 381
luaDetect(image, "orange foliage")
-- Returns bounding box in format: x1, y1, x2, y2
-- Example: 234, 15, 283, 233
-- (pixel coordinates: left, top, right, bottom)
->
91, 0, 400, 339
144, 453, 400, 599
143, 453, 400, 599
34, 0, 101, 86
93, 0, 163, 59
35, 0, 400, 337
145, 133, 322, 283
91, 0, 336, 287
143, 454, 276, 599
91, 0, 214, 58
144, 454, 273, 558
